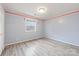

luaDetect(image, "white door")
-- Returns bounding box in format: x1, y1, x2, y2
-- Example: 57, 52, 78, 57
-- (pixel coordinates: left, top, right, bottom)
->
0, 4, 4, 55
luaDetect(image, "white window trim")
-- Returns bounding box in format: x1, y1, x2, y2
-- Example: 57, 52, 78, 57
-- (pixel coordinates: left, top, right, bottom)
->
25, 18, 37, 32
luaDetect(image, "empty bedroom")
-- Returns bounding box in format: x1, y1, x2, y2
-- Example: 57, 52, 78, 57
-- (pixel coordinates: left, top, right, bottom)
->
0, 3, 79, 56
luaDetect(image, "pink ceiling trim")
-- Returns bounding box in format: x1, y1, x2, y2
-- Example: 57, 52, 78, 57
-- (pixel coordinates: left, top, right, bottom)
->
5, 9, 79, 20
50, 9, 79, 19
5, 10, 42, 20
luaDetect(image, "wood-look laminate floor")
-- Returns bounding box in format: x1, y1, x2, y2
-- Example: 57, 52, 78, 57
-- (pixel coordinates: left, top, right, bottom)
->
1, 38, 79, 56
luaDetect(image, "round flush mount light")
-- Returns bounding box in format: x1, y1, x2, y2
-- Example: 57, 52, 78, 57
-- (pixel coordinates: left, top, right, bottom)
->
37, 7, 47, 13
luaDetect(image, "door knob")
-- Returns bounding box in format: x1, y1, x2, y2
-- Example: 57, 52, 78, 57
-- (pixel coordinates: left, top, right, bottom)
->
0, 33, 3, 36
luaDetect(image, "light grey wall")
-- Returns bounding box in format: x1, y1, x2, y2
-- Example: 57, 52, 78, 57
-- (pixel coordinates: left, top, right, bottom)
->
5, 13, 43, 45
5, 9, 79, 46
0, 4, 4, 55
44, 13, 79, 46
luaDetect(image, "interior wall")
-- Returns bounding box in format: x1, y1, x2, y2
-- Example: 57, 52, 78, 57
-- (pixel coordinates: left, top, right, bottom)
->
5, 13, 43, 45
5, 7, 79, 46
44, 13, 79, 46
0, 4, 4, 55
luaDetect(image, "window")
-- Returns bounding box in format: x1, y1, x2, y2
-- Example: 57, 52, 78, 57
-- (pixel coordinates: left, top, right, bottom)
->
25, 18, 37, 32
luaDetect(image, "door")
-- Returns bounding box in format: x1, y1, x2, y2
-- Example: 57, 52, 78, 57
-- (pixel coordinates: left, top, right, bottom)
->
0, 4, 4, 55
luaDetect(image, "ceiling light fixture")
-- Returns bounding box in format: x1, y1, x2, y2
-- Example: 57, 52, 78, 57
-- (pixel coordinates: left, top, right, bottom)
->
37, 7, 47, 13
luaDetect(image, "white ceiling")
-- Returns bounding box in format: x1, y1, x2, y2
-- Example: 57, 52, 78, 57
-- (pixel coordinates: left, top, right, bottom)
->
2, 3, 79, 20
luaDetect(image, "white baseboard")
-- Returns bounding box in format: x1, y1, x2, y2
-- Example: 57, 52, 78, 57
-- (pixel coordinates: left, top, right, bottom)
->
0, 45, 4, 55
5, 37, 44, 47
4, 35, 79, 48
46, 36, 79, 47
